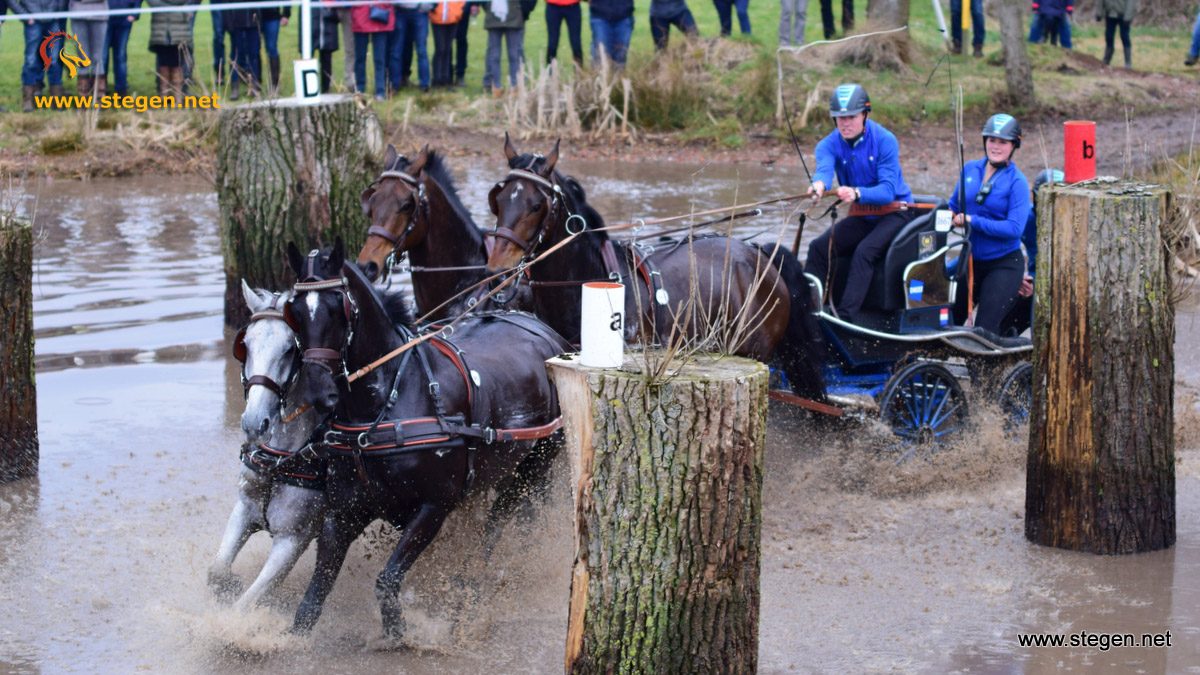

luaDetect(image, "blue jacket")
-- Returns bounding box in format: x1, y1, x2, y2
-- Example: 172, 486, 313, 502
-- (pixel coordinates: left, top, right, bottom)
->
948, 158, 1031, 262
813, 119, 914, 209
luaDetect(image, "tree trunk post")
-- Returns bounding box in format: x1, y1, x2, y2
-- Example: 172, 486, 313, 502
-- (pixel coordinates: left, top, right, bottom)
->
216, 94, 384, 326
995, 0, 1036, 107
1026, 181, 1176, 554
548, 353, 766, 674
1, 212, 38, 482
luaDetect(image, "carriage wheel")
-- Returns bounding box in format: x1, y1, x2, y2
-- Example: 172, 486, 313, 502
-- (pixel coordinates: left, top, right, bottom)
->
995, 361, 1034, 429
878, 362, 969, 448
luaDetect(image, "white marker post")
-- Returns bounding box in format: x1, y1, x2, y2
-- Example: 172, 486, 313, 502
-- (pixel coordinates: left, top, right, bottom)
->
579, 282, 625, 368
293, 0, 320, 102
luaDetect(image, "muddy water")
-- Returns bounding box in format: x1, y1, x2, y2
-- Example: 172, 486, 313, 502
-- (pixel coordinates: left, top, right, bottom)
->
0, 164, 1198, 673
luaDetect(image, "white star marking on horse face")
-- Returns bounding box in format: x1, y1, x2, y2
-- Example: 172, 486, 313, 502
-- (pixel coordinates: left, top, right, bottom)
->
307, 292, 319, 321
511, 184, 523, 201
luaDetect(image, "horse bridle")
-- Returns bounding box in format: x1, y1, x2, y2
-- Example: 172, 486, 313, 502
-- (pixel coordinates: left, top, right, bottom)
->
486, 166, 586, 265
365, 168, 427, 270
233, 292, 300, 407
286, 250, 360, 377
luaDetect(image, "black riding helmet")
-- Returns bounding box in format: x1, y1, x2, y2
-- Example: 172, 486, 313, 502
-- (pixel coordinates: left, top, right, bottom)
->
982, 113, 1022, 149
829, 83, 870, 118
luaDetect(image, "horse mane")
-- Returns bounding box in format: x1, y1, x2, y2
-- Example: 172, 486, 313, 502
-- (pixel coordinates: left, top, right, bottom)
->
507, 152, 608, 244
343, 260, 417, 333
422, 150, 478, 231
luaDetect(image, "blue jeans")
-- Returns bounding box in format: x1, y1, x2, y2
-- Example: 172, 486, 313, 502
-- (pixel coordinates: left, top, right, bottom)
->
231, 27, 261, 86
649, 8, 696, 49
23, 20, 64, 87
391, 11, 429, 89
1189, 9, 1200, 59
590, 15, 632, 65
713, 0, 750, 36
105, 18, 133, 93
483, 27, 523, 89
261, 17, 281, 59
1028, 14, 1071, 49
950, 0, 984, 48
211, 9, 227, 78
355, 32, 388, 95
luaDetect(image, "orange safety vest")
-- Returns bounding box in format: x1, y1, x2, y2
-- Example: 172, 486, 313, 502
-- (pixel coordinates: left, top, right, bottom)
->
430, 0, 465, 25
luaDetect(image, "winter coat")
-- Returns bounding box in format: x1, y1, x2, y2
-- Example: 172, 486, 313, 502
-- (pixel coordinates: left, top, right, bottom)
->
589, 0, 633, 22
813, 119, 914, 208
9, 0, 68, 16
483, 0, 524, 29
215, 0, 259, 30
147, 0, 194, 46
68, 0, 107, 20
350, 3, 393, 32
108, 0, 142, 23
1095, 0, 1136, 20
306, 2, 340, 51
429, 0, 464, 25
262, 5, 289, 22
947, 159, 1032, 262
1031, 0, 1070, 19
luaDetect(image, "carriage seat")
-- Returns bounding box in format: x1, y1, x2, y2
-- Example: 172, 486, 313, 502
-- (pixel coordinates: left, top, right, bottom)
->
829, 195, 949, 314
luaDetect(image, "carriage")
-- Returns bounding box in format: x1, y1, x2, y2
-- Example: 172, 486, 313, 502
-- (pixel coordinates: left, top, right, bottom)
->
769, 194, 1034, 447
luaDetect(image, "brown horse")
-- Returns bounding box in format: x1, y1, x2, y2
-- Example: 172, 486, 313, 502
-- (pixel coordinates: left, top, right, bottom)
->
358, 144, 528, 319
485, 135, 826, 400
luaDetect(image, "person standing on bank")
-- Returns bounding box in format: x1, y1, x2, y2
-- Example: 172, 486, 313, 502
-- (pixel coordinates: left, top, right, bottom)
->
950, 0, 985, 56
1096, 0, 1137, 68
946, 114, 1032, 333
13, 0, 67, 111
430, 0, 464, 87
105, 0, 140, 98
713, 0, 749, 37
69, 0, 108, 100
545, 0, 584, 67
804, 83, 916, 324
779, 0, 807, 47
649, 0, 697, 50
817, 0, 851, 39
260, 2, 290, 96
589, 0, 633, 66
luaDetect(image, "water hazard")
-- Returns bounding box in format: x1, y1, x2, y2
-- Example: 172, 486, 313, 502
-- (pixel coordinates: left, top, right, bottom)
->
2, 163, 1199, 672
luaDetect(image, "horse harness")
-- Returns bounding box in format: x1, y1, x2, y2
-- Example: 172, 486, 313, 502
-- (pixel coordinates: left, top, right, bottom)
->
233, 292, 299, 409
365, 168, 429, 269
486, 166, 587, 263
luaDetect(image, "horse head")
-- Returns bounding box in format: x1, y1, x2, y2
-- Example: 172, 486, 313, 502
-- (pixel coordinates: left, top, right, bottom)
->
485, 133, 566, 273
234, 280, 298, 443
285, 240, 354, 415
357, 144, 431, 282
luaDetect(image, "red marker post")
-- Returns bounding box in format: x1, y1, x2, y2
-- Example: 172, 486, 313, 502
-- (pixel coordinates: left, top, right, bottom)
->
1064, 120, 1096, 183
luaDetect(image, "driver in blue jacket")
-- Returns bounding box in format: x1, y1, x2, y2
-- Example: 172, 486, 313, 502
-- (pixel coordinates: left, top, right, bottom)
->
947, 113, 1032, 334
805, 83, 916, 323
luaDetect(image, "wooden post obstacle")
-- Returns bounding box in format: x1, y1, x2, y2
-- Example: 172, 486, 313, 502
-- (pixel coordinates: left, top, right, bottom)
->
216, 94, 383, 326
1026, 180, 1175, 554
1, 212, 38, 482
548, 353, 765, 674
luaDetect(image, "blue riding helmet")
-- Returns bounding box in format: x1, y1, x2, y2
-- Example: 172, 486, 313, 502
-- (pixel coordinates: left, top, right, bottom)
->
829, 84, 870, 118
1033, 168, 1064, 194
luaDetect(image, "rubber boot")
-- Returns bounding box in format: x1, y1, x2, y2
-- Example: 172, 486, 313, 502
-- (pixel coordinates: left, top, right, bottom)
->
171, 67, 185, 104
157, 66, 170, 95
269, 56, 281, 97
230, 77, 241, 101
1123, 45, 1132, 69
48, 84, 66, 109
22, 85, 36, 112
951, 40, 962, 55
1103, 44, 1114, 65
972, 44, 983, 58
94, 76, 106, 103
77, 75, 93, 98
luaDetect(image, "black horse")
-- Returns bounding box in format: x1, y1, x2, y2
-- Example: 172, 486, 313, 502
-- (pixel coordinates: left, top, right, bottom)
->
357, 144, 529, 318
283, 240, 568, 640
485, 135, 826, 400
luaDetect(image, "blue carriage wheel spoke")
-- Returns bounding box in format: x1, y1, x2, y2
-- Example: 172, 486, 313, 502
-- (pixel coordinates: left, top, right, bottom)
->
927, 388, 956, 428
929, 401, 964, 429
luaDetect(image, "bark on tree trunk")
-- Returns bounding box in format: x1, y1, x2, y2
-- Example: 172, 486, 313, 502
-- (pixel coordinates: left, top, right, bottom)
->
548, 354, 766, 675
1026, 181, 1176, 554
216, 94, 384, 326
866, 0, 909, 28
0, 213, 38, 482
995, 0, 1036, 107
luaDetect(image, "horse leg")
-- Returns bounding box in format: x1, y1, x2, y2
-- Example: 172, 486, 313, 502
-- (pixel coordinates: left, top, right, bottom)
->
291, 510, 370, 634
208, 473, 268, 599
376, 503, 450, 640
233, 485, 326, 611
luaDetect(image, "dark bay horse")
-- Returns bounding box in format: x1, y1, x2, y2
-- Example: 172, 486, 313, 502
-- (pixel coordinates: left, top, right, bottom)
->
357, 144, 528, 318
485, 136, 826, 400
283, 240, 568, 640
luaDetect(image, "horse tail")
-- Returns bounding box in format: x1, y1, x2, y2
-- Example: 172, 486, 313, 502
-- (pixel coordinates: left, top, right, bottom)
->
757, 243, 827, 402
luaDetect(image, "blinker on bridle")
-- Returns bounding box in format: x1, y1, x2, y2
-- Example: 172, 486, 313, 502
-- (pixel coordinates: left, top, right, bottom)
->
234, 292, 300, 411
292, 250, 360, 377
486, 165, 586, 265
